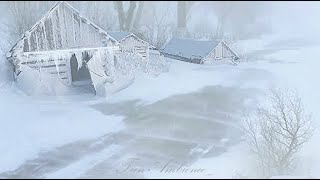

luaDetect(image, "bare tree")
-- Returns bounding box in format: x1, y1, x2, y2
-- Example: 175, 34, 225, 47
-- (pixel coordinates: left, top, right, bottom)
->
132, 1, 144, 30
241, 89, 314, 178
209, 1, 268, 40
113, 1, 144, 31
210, 1, 233, 39
6, 1, 36, 40
80, 1, 117, 31
149, 2, 174, 48
5, 1, 54, 43
177, 1, 187, 30
176, 1, 194, 37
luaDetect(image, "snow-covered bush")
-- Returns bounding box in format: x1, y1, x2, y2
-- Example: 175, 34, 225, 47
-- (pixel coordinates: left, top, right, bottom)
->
114, 51, 145, 77
114, 50, 169, 78
145, 50, 170, 77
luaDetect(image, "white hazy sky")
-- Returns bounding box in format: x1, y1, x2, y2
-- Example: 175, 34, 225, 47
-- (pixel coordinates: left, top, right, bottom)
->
188, 1, 320, 40
1, 1, 320, 42
268, 2, 320, 36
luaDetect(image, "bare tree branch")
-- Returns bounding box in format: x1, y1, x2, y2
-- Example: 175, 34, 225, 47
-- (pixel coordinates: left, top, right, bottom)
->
241, 88, 314, 178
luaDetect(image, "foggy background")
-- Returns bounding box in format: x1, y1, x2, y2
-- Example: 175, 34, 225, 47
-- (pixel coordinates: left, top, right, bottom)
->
1, 1, 320, 52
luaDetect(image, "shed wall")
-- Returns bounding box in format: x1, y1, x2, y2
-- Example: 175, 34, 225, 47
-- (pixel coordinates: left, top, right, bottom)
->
205, 42, 237, 61
120, 36, 149, 61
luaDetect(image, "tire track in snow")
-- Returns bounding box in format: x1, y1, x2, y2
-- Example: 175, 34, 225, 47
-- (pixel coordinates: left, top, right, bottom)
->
44, 145, 122, 179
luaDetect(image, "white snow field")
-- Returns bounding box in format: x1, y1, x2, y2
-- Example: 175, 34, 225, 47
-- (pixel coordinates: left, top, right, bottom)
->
0, 83, 125, 173
1, 33, 320, 178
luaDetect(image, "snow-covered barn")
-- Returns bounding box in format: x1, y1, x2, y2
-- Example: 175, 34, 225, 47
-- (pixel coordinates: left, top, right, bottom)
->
108, 31, 156, 61
6, 1, 122, 93
160, 37, 239, 64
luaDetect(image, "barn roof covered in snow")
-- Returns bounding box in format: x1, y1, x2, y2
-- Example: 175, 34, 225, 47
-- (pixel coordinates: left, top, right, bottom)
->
161, 38, 221, 60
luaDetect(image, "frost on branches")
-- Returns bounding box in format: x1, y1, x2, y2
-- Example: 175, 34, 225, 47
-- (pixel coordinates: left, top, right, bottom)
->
145, 50, 170, 76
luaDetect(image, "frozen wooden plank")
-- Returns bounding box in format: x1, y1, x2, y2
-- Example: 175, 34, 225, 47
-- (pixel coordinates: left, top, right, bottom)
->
44, 17, 55, 50
53, 8, 62, 49
73, 13, 81, 47
21, 58, 65, 65
29, 31, 38, 52
28, 63, 67, 69
23, 38, 29, 52
64, 3, 75, 48
36, 23, 46, 51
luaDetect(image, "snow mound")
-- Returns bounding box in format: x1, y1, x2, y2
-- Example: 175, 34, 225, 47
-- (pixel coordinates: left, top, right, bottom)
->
16, 65, 70, 96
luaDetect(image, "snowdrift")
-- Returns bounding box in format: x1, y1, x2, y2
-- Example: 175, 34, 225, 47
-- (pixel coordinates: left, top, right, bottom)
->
16, 64, 71, 96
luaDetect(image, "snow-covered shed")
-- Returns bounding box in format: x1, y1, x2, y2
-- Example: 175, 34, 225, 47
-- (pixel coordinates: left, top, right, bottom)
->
108, 31, 156, 61
6, 1, 121, 92
160, 37, 239, 64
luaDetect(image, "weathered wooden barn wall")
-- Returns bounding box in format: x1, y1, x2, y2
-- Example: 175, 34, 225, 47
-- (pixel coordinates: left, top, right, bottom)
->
120, 36, 149, 61
22, 2, 114, 53
205, 42, 237, 60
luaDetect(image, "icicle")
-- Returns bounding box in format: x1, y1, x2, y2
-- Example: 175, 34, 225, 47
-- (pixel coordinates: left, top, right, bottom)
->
95, 50, 102, 64
85, 50, 94, 60
53, 53, 61, 74
74, 51, 83, 70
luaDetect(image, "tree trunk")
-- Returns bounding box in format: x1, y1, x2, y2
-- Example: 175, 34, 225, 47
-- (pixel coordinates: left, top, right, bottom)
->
133, 1, 144, 30
215, 19, 221, 38
177, 1, 187, 29
215, 16, 226, 39
124, 1, 137, 30
176, 1, 188, 37
114, 1, 140, 31
114, 1, 125, 30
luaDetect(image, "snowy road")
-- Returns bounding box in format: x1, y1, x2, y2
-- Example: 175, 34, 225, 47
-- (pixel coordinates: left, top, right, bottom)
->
0, 85, 261, 178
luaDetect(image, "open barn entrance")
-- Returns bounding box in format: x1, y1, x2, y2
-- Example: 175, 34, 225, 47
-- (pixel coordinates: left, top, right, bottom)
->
70, 54, 95, 93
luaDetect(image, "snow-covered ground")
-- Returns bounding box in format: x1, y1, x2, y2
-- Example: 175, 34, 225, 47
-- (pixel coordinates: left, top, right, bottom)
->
0, 85, 124, 173
1, 34, 320, 178
151, 36, 320, 179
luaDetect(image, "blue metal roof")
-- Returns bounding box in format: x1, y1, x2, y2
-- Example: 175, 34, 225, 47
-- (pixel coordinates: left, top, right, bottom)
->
161, 38, 220, 60
107, 31, 132, 42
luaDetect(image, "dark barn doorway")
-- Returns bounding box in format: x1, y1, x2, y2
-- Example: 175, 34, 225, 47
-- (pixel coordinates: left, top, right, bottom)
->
70, 53, 95, 93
